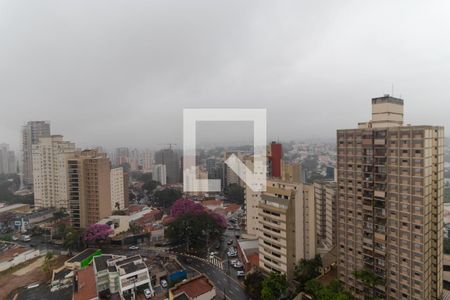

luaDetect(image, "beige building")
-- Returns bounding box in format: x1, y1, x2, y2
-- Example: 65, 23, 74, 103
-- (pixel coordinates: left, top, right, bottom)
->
314, 181, 337, 250
22, 121, 51, 188
68, 149, 112, 228
245, 161, 302, 238
258, 179, 315, 279
337, 95, 444, 299
111, 167, 126, 210
32, 135, 76, 209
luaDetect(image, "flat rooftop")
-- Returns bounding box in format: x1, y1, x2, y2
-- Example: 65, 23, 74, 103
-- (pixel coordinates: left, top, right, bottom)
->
67, 248, 99, 263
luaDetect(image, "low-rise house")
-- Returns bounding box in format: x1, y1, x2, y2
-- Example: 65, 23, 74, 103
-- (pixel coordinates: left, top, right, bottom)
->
236, 239, 259, 273
97, 215, 130, 236
201, 199, 223, 211
74, 265, 98, 300
93, 254, 153, 299
169, 274, 216, 300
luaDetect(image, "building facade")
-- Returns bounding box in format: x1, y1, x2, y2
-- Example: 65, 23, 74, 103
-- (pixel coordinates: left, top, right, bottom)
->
32, 135, 76, 209
337, 96, 444, 299
152, 164, 167, 185
22, 121, 51, 188
0, 143, 16, 174
258, 179, 316, 280
314, 180, 337, 250
68, 149, 112, 228
110, 167, 126, 210
154, 148, 180, 184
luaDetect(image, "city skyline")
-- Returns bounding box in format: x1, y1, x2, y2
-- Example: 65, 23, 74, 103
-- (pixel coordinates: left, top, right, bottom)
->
2, 1, 450, 150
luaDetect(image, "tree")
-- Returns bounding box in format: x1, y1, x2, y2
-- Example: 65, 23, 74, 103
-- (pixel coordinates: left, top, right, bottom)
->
154, 188, 182, 208
82, 224, 113, 244
304, 279, 354, 300
166, 212, 225, 254
42, 251, 55, 276
294, 254, 323, 292
244, 270, 265, 299
53, 208, 68, 220
261, 272, 288, 300
170, 198, 204, 218
143, 180, 160, 193
352, 269, 383, 300
64, 227, 83, 253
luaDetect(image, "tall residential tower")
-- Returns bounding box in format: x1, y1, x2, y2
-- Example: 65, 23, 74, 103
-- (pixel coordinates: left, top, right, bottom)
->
337, 96, 443, 299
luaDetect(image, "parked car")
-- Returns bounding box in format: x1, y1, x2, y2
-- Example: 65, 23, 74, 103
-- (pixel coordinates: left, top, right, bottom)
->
128, 245, 139, 250
144, 288, 152, 299
233, 261, 243, 268
227, 239, 233, 245
160, 279, 168, 288
236, 271, 245, 277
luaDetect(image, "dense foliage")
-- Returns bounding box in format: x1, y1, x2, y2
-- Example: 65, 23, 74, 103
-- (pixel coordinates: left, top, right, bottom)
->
244, 270, 265, 299
294, 254, 323, 292
305, 279, 354, 300
154, 188, 182, 208
261, 272, 288, 300
82, 224, 113, 243
166, 199, 226, 254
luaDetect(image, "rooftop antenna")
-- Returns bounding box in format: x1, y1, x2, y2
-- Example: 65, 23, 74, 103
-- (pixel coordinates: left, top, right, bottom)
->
391, 83, 394, 97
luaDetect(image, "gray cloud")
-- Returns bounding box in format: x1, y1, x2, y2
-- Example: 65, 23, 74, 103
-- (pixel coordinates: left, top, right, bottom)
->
1, 0, 450, 151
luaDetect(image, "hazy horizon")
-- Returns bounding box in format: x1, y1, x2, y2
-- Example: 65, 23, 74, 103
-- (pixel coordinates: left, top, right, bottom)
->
1, 1, 450, 151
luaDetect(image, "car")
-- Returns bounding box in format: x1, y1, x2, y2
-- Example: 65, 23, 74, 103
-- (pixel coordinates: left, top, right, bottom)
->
128, 245, 139, 250
160, 279, 168, 288
144, 288, 152, 299
230, 259, 238, 264
236, 271, 245, 277
233, 262, 243, 268
227, 240, 233, 245
227, 252, 237, 257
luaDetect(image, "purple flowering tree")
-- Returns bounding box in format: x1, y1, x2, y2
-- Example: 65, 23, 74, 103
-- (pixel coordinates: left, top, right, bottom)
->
82, 224, 113, 244
207, 211, 227, 229
170, 198, 204, 218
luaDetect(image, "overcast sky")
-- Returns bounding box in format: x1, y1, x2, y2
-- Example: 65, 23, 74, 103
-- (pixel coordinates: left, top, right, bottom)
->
1, 0, 450, 151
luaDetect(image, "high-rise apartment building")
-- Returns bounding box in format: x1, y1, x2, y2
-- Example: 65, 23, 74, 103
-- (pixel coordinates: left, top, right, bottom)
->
32, 135, 76, 209
314, 181, 337, 250
152, 164, 167, 185
154, 148, 180, 184
258, 179, 316, 280
68, 149, 112, 228
0, 143, 16, 174
337, 96, 443, 299
22, 121, 51, 187
111, 167, 126, 210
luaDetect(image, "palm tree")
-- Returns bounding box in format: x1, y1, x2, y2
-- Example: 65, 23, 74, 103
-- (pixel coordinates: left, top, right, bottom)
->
42, 251, 55, 276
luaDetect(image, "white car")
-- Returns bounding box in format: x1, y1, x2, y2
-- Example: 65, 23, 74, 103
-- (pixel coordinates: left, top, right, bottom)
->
236, 271, 245, 277
144, 288, 152, 299
233, 261, 243, 268
160, 279, 168, 288
128, 245, 139, 250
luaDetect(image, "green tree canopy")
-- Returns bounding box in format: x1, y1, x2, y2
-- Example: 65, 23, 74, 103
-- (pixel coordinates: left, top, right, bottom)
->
154, 188, 182, 208
294, 254, 323, 292
244, 270, 265, 299
166, 212, 225, 254
261, 272, 288, 300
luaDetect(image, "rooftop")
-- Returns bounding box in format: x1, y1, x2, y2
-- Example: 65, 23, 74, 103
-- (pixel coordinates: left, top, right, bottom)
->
67, 248, 99, 263
170, 275, 215, 299
93, 254, 113, 272
74, 265, 97, 300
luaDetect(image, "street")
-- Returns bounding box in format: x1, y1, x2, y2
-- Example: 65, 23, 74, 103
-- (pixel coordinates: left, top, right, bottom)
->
177, 254, 248, 300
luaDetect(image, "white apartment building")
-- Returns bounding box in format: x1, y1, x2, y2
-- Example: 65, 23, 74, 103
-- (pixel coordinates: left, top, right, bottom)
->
152, 164, 167, 185
32, 135, 75, 209
111, 167, 125, 210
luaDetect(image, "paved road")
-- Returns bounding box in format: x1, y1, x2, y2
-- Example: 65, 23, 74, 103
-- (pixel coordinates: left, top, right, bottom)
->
177, 254, 248, 300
